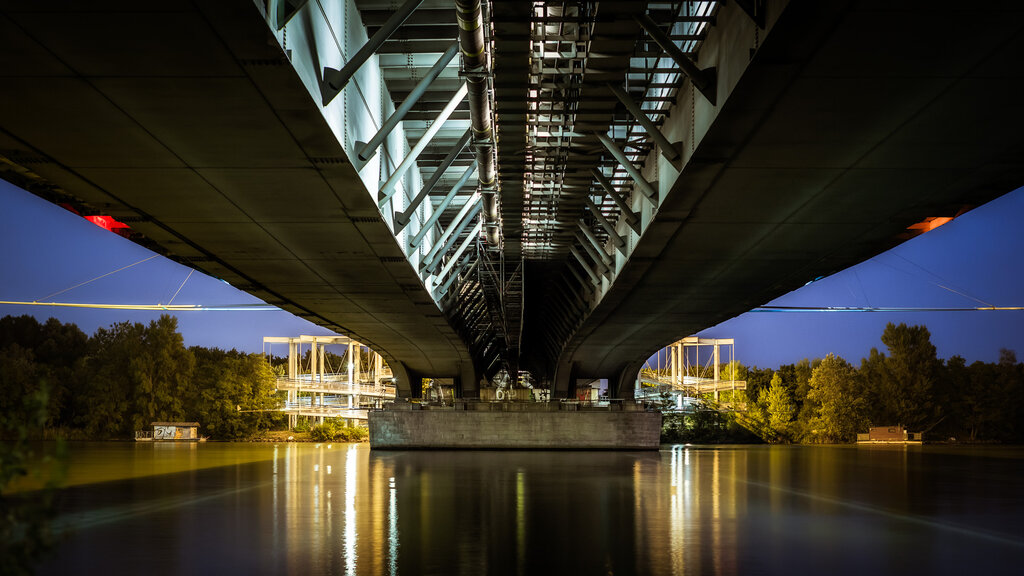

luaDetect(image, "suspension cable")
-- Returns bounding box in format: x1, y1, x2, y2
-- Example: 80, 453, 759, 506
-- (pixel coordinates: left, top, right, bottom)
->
37, 254, 159, 301
0, 300, 278, 311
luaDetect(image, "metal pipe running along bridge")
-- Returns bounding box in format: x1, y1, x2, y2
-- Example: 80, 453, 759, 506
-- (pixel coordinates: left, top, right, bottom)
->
2, 1, 1024, 401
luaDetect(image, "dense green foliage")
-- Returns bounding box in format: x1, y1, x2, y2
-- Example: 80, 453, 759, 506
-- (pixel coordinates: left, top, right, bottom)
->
663, 322, 1024, 444
0, 314, 285, 440
661, 409, 761, 444
0, 376, 65, 574
803, 354, 868, 443
309, 419, 369, 442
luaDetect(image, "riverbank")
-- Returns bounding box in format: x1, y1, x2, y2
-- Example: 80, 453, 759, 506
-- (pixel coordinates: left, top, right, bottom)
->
27, 426, 369, 444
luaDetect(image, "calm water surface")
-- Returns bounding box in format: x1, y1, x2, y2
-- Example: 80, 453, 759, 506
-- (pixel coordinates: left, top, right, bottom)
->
30, 442, 1024, 575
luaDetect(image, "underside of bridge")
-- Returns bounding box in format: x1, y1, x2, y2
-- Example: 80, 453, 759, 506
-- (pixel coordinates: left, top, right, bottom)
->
1, 0, 1023, 397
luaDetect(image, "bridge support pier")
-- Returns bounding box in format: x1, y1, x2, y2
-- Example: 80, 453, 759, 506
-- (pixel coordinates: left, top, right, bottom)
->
456, 361, 481, 399
391, 361, 423, 399
611, 360, 644, 401
552, 359, 578, 399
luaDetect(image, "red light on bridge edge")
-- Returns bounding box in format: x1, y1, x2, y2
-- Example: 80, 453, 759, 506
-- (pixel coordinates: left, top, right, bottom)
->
84, 215, 131, 238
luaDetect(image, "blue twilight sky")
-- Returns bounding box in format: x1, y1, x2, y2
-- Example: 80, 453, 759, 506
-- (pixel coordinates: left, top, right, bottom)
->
1, 179, 1023, 369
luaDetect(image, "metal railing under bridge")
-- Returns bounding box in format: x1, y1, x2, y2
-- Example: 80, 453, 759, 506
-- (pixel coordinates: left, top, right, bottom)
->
275, 376, 396, 398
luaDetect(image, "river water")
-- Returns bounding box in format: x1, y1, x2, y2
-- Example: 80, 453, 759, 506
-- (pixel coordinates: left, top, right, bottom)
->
26, 442, 1024, 575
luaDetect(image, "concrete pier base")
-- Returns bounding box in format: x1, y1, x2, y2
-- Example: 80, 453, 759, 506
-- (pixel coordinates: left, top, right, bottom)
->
369, 404, 662, 450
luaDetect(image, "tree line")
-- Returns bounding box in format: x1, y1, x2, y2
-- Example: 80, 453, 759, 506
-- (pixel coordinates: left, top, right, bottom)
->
664, 322, 1024, 444
5, 314, 1021, 445
0, 314, 284, 441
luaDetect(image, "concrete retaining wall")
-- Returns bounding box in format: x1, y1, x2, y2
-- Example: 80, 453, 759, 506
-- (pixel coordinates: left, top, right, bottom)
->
369, 410, 662, 450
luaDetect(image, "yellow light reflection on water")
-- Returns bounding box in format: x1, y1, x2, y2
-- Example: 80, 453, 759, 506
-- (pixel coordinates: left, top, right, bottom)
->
9, 442, 281, 492
516, 469, 526, 576
389, 475, 399, 576
344, 443, 358, 576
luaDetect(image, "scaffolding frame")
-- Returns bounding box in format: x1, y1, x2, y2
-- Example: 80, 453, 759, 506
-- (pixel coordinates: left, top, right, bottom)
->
640, 336, 747, 409
263, 335, 394, 426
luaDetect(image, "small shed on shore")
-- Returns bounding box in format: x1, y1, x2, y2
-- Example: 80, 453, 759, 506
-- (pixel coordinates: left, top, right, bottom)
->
151, 422, 200, 441
857, 426, 923, 444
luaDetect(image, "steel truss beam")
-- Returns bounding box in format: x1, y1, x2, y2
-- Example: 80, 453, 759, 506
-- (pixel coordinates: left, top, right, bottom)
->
408, 162, 478, 250
607, 83, 681, 164
395, 128, 471, 233
635, 13, 717, 105
378, 83, 468, 210
357, 42, 460, 164
576, 221, 613, 268
591, 168, 641, 235
321, 0, 425, 106
423, 199, 481, 274
431, 222, 483, 290
595, 132, 658, 206
583, 197, 627, 255
569, 245, 602, 286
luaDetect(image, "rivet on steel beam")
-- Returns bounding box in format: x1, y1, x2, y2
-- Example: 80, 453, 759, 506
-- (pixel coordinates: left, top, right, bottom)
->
733, 0, 767, 29
276, 0, 310, 31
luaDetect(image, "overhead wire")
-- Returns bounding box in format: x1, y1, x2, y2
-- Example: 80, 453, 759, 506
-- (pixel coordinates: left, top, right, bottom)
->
0, 301, 279, 311
11, 249, 275, 312
755, 250, 1014, 314
166, 269, 194, 305
878, 252, 995, 307
753, 305, 1024, 313
36, 254, 159, 301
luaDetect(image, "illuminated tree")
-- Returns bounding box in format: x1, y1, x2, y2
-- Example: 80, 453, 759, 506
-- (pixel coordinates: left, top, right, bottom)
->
762, 372, 796, 443
805, 354, 868, 443
720, 360, 746, 382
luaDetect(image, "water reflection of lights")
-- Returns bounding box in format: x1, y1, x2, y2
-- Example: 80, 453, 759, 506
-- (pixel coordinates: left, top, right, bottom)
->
670, 445, 688, 574
516, 469, 526, 576
272, 445, 279, 546
389, 476, 399, 576
344, 444, 358, 576
712, 450, 721, 575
